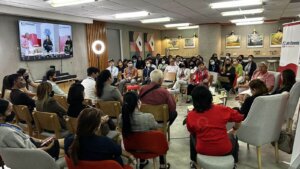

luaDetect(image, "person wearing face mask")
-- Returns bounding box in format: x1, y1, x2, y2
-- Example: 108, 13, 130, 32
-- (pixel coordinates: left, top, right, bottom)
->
189, 61, 197, 74
208, 53, 220, 73
244, 55, 257, 78
136, 55, 145, 69
237, 55, 246, 68
35, 82, 67, 129
233, 58, 243, 85
186, 62, 209, 103
158, 58, 168, 72
142, 59, 155, 85
106, 59, 119, 86
220, 58, 236, 91
164, 58, 179, 73
16, 68, 39, 97
119, 60, 138, 94
46, 69, 66, 96
132, 55, 138, 68
81, 67, 100, 104
171, 61, 191, 91
9, 74, 36, 113
117, 59, 125, 80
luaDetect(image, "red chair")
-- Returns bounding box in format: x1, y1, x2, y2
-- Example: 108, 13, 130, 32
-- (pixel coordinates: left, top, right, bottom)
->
126, 85, 140, 92
123, 131, 169, 169
277, 63, 298, 75
65, 156, 133, 169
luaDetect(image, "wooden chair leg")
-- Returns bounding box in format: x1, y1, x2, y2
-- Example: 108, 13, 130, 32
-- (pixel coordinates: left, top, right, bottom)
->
275, 142, 279, 163
153, 158, 157, 169
256, 146, 262, 169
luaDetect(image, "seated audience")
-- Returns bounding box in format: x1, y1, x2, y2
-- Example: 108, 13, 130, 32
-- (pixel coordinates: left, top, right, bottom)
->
152, 53, 161, 68
117, 59, 125, 80
118, 60, 138, 94
164, 58, 178, 73
142, 59, 155, 85
0, 99, 62, 160
9, 74, 35, 113
189, 61, 197, 74
136, 55, 145, 69
17, 68, 38, 97
220, 58, 236, 91
158, 58, 168, 72
175, 55, 181, 66
1, 75, 11, 99
81, 67, 99, 105
187, 62, 209, 103
244, 55, 257, 78
237, 54, 246, 68
96, 70, 123, 104
233, 58, 243, 85
46, 69, 66, 96
120, 92, 168, 169
237, 79, 268, 119
132, 55, 138, 68
106, 59, 118, 85
171, 61, 191, 91
35, 82, 67, 129
139, 69, 177, 126
187, 86, 243, 168
67, 83, 87, 118
274, 69, 296, 94
64, 108, 132, 166
208, 53, 220, 73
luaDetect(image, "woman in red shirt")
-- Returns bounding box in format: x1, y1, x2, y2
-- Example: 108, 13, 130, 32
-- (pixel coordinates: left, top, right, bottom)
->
186, 86, 243, 168
186, 62, 209, 103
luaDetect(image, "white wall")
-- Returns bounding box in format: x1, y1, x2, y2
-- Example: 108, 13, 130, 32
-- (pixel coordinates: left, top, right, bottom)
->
0, 14, 88, 90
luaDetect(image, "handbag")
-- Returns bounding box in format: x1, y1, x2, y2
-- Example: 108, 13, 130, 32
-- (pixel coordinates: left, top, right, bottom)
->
276, 130, 295, 154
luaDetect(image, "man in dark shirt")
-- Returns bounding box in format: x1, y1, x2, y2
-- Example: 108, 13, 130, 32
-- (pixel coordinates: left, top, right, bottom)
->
9, 74, 35, 113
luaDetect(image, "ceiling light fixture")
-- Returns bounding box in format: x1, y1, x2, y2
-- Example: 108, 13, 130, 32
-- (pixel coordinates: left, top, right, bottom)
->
231, 17, 264, 23
165, 23, 190, 28
221, 8, 264, 16
177, 25, 199, 30
46, 0, 96, 7
210, 0, 262, 9
141, 17, 171, 23
236, 20, 264, 26
115, 11, 150, 19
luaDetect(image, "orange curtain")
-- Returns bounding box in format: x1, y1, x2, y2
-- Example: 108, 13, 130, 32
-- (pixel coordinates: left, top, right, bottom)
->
86, 21, 108, 71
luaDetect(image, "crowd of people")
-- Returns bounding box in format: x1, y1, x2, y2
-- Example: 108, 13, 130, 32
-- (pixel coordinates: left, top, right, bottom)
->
0, 52, 297, 169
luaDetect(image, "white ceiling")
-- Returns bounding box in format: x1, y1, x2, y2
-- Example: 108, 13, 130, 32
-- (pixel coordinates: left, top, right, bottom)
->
0, 0, 299, 29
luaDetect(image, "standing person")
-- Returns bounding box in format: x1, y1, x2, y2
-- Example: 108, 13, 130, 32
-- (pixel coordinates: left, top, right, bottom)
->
118, 60, 138, 94
9, 74, 35, 113
35, 82, 67, 129
244, 55, 257, 79
81, 67, 100, 105
171, 61, 190, 91
43, 35, 53, 53
187, 86, 243, 169
158, 58, 168, 72
46, 70, 66, 96
220, 58, 236, 91
139, 69, 177, 126
164, 58, 178, 73
142, 59, 155, 85
106, 59, 119, 86
186, 62, 209, 103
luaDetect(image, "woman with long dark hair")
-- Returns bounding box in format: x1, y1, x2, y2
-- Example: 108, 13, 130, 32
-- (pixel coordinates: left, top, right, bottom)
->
96, 70, 123, 104
65, 108, 124, 166
274, 69, 296, 94
120, 92, 169, 169
187, 86, 243, 169
67, 83, 86, 118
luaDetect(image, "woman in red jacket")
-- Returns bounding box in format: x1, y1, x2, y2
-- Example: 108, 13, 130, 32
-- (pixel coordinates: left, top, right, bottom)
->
186, 62, 209, 103
186, 86, 243, 169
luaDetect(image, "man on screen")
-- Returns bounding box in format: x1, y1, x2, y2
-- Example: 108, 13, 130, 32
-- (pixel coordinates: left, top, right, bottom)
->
43, 35, 53, 53
64, 36, 73, 55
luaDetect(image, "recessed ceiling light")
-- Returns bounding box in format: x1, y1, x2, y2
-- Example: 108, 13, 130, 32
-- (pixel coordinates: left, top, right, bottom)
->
46, 0, 96, 7
177, 25, 199, 30
165, 23, 190, 28
221, 8, 264, 16
231, 17, 264, 23
210, 0, 262, 9
141, 17, 171, 24
115, 11, 150, 19
236, 21, 264, 26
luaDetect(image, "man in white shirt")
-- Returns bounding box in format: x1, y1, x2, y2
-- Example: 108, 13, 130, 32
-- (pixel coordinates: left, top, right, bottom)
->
46, 70, 66, 96
81, 67, 100, 104
106, 59, 119, 85
164, 58, 178, 73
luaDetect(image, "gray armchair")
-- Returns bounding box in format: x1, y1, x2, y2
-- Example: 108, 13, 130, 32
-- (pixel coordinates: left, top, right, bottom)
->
237, 93, 289, 169
285, 82, 300, 132
269, 71, 281, 94
0, 148, 59, 169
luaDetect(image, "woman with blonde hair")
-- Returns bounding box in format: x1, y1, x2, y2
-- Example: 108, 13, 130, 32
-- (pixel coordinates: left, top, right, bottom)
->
35, 82, 67, 129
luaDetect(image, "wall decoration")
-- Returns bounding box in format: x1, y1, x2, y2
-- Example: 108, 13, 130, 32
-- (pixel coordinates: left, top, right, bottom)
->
270, 31, 283, 47
247, 33, 263, 48
184, 38, 195, 48
129, 31, 143, 57
168, 38, 179, 50
225, 34, 241, 48
144, 33, 155, 57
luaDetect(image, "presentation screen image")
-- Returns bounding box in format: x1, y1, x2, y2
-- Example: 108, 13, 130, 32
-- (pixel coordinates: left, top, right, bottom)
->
19, 20, 73, 61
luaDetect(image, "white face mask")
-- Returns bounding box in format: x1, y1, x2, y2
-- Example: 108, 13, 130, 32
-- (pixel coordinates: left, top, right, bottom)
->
162, 61, 166, 64
248, 58, 252, 62
225, 56, 230, 60
146, 64, 151, 67
210, 61, 215, 65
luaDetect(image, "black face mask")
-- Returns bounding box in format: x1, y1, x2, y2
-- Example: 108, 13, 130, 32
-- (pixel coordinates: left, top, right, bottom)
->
179, 64, 185, 68
49, 91, 54, 97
